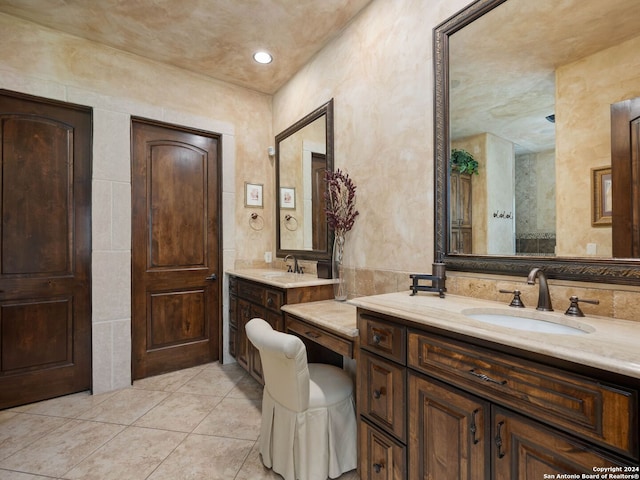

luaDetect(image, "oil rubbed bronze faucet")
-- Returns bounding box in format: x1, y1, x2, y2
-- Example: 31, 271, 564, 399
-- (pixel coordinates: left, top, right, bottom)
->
527, 267, 553, 311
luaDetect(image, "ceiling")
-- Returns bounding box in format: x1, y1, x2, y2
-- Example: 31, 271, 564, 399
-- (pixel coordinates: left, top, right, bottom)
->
0, 0, 373, 94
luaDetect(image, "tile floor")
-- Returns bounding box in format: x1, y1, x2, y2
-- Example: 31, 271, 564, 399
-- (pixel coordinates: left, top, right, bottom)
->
0, 362, 360, 480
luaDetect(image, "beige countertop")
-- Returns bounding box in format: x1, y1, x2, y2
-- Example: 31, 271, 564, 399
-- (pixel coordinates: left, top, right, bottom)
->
281, 300, 358, 339
349, 291, 640, 379
227, 268, 336, 289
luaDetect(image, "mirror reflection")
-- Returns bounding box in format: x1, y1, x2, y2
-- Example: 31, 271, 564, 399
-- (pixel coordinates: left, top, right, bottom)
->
276, 99, 334, 260
448, 0, 640, 258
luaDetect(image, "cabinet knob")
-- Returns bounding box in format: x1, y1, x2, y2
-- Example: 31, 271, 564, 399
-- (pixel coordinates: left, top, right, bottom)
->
373, 389, 382, 399
267, 297, 273, 306
372, 333, 382, 345
373, 462, 384, 473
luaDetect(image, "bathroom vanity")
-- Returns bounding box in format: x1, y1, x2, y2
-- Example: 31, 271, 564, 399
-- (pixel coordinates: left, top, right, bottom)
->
350, 292, 640, 479
227, 269, 335, 383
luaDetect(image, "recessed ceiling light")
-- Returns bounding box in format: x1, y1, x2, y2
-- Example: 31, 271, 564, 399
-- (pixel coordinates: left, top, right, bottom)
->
253, 51, 273, 64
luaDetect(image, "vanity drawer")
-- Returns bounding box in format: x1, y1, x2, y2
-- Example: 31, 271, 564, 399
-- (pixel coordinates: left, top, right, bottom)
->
359, 419, 406, 480
265, 289, 284, 312
360, 315, 406, 364
237, 279, 265, 304
359, 350, 406, 442
408, 331, 638, 458
286, 316, 353, 359
236, 279, 284, 312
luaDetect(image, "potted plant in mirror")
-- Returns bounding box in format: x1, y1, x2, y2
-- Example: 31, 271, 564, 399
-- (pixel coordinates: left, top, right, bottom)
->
450, 148, 479, 175
325, 169, 359, 301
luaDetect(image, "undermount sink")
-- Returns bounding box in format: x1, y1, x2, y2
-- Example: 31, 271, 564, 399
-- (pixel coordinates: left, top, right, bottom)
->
260, 272, 291, 278
462, 309, 594, 335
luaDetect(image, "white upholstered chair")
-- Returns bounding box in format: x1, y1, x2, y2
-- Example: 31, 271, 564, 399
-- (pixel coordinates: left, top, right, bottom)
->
245, 317, 357, 480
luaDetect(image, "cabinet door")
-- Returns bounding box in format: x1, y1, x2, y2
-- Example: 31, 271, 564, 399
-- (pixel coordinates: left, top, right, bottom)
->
249, 304, 267, 382
492, 407, 629, 480
236, 299, 251, 371
409, 373, 490, 480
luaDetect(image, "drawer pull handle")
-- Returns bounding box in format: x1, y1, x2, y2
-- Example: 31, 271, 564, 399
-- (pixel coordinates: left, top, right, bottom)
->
373, 462, 384, 473
267, 297, 274, 306
372, 333, 382, 344
305, 330, 321, 339
373, 388, 385, 399
469, 369, 507, 386
470, 408, 480, 444
495, 421, 505, 458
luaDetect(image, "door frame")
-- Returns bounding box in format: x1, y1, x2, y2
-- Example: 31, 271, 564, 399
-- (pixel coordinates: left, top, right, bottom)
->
130, 116, 224, 378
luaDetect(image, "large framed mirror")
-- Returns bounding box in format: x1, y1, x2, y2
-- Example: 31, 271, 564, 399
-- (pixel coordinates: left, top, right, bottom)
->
276, 99, 334, 261
434, 0, 640, 284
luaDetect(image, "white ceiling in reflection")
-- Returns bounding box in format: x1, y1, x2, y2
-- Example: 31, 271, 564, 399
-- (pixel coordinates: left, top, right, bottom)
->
449, 0, 640, 154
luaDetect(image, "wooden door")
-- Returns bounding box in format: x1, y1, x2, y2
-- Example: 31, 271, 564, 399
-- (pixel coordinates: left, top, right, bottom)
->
131, 119, 220, 380
492, 407, 626, 479
409, 373, 490, 480
611, 97, 640, 257
0, 90, 92, 409
311, 153, 327, 251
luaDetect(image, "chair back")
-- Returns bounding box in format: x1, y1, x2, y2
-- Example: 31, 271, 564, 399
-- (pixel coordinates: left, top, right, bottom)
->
245, 318, 310, 412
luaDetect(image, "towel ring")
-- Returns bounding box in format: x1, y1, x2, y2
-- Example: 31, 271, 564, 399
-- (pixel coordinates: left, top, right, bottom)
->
284, 214, 298, 231
249, 212, 264, 231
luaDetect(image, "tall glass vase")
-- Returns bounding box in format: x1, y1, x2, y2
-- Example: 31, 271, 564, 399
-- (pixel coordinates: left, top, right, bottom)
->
332, 233, 347, 301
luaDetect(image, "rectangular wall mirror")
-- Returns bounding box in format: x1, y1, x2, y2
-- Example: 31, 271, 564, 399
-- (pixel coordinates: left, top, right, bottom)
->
434, 0, 640, 284
276, 99, 334, 261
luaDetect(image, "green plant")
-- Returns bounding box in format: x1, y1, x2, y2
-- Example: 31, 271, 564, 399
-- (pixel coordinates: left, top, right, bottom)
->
450, 148, 479, 175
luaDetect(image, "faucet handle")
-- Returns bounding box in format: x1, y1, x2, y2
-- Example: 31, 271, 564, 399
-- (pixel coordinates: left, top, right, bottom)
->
564, 296, 599, 317
499, 289, 525, 308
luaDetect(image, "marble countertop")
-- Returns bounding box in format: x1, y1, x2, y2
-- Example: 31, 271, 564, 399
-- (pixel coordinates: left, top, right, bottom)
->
281, 300, 358, 338
227, 268, 336, 289
349, 291, 640, 379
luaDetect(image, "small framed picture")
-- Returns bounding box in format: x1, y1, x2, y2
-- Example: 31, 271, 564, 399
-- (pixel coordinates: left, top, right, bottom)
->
280, 187, 296, 209
245, 182, 263, 208
591, 166, 612, 226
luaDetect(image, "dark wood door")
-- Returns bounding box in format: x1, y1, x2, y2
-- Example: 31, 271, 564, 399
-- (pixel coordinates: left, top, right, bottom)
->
0, 90, 92, 409
611, 96, 640, 257
131, 119, 220, 380
311, 153, 327, 251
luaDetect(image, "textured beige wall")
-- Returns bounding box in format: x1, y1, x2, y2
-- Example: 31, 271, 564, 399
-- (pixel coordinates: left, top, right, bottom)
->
274, 0, 471, 275
556, 34, 640, 257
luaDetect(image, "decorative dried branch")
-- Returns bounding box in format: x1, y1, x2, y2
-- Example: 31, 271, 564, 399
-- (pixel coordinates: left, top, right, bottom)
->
324, 168, 359, 237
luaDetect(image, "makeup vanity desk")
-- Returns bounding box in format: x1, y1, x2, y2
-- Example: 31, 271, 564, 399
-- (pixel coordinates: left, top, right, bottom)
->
281, 300, 358, 361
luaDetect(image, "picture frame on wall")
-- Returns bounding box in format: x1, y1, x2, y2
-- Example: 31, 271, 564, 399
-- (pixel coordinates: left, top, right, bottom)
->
245, 182, 263, 208
280, 187, 296, 209
592, 166, 612, 226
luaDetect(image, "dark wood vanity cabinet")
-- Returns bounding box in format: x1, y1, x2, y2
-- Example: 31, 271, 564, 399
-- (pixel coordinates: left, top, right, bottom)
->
228, 275, 333, 383
357, 309, 639, 479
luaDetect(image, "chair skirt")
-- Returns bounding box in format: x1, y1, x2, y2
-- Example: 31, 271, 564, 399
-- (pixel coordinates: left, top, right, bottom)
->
258, 368, 357, 480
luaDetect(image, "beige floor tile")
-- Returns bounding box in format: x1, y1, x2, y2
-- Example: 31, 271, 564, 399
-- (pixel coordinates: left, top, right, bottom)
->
11, 391, 116, 419
77, 388, 169, 425
194, 397, 262, 440
133, 392, 223, 432
234, 442, 282, 480
0, 471, 55, 479
63, 426, 186, 480
146, 434, 253, 480
0, 419, 123, 477
176, 368, 243, 397
0, 412, 69, 461
131, 366, 205, 392
226, 375, 263, 400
